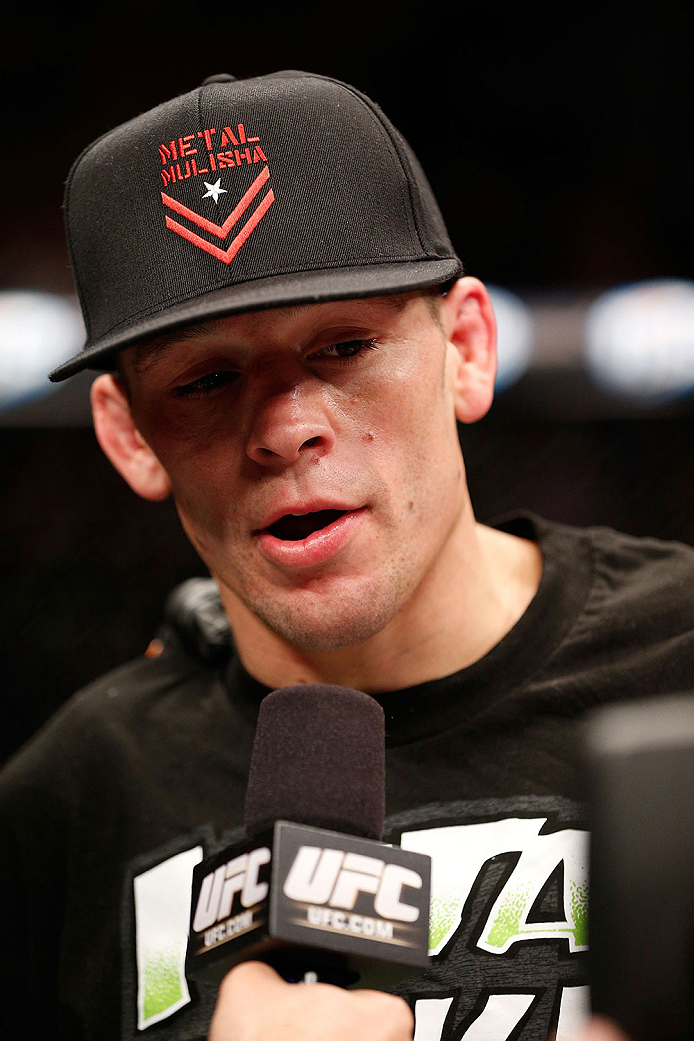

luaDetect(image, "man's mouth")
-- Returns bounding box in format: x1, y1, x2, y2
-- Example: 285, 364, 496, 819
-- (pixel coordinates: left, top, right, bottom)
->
266, 509, 347, 542
256, 506, 367, 568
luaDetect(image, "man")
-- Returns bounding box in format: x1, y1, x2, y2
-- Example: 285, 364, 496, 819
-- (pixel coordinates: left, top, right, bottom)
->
1, 70, 692, 1040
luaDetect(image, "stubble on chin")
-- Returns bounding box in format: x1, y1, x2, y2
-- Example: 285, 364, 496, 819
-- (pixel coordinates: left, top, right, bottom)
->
256, 605, 388, 652
224, 557, 419, 654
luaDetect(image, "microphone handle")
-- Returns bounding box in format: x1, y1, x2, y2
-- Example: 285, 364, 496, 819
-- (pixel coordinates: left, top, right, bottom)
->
263, 949, 357, 987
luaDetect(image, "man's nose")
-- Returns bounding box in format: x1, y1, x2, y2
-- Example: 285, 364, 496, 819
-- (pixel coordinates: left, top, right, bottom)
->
245, 376, 336, 466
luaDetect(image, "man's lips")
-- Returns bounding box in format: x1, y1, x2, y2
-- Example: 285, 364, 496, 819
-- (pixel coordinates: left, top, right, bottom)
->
266, 509, 347, 542
256, 501, 360, 532
254, 506, 367, 569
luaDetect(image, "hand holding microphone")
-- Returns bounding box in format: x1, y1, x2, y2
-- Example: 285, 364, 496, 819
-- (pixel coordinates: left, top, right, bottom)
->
208, 961, 415, 1041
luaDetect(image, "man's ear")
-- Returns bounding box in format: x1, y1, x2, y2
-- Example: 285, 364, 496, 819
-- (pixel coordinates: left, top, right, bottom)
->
91, 374, 171, 501
440, 277, 497, 424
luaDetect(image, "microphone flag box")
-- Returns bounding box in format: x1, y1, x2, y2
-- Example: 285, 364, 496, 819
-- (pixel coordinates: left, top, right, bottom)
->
186, 820, 431, 988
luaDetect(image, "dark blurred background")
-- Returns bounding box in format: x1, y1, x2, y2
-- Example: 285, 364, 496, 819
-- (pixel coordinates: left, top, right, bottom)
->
2, 2, 694, 763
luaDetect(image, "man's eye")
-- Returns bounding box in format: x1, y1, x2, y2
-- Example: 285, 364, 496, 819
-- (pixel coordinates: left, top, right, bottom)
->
314, 339, 380, 362
173, 371, 238, 398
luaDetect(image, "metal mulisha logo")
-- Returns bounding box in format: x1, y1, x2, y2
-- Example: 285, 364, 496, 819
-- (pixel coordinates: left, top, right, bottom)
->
158, 121, 274, 264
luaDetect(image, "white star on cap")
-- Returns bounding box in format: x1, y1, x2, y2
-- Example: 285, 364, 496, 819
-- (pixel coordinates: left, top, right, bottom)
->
202, 179, 227, 204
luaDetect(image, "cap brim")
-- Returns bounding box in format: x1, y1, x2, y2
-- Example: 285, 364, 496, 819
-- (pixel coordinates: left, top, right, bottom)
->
48, 258, 462, 382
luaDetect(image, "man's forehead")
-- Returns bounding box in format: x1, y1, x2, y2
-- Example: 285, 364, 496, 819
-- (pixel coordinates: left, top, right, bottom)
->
125, 293, 413, 374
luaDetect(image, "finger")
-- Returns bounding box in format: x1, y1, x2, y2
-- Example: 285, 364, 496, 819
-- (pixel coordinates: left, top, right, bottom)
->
217, 960, 285, 1001
351, 990, 414, 1036
579, 1016, 632, 1041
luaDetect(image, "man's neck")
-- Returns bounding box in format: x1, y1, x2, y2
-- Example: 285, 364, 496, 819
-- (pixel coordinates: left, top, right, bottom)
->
217, 518, 542, 695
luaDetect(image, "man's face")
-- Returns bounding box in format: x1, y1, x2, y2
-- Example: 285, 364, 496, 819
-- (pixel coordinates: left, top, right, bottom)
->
121, 293, 469, 651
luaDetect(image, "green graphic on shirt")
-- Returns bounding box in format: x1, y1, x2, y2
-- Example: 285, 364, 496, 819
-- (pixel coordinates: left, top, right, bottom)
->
133, 844, 203, 1030
482, 873, 589, 952
403, 817, 590, 957
428, 895, 461, 952
426, 877, 586, 956
486, 885, 532, 948
142, 943, 187, 1020
484, 877, 589, 949
570, 880, 588, 947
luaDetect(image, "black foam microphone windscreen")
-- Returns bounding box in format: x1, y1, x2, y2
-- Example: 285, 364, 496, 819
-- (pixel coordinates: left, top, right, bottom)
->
243, 684, 385, 841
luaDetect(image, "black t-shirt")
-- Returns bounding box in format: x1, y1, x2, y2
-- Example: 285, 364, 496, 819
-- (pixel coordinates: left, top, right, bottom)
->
2, 514, 694, 1040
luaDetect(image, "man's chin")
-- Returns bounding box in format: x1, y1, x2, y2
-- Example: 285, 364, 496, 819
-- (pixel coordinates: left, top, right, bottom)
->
258, 603, 392, 653
217, 561, 416, 654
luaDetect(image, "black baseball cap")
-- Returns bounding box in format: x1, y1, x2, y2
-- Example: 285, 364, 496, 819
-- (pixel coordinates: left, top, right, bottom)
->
49, 71, 462, 382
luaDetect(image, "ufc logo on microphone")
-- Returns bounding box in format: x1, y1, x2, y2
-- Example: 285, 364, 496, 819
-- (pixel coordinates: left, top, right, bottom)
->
283, 847, 423, 922
192, 846, 271, 932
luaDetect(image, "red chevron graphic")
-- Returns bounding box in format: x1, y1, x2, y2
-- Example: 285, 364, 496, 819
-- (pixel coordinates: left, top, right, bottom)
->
164, 188, 275, 265
161, 166, 270, 239
160, 165, 274, 263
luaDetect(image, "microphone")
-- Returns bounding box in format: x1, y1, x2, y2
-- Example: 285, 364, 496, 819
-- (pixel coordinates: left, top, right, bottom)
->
585, 695, 694, 1041
186, 684, 431, 988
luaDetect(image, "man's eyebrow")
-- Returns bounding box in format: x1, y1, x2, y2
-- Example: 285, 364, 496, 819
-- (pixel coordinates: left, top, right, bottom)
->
129, 322, 222, 373
128, 295, 410, 373
129, 311, 310, 374
380, 294, 408, 313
